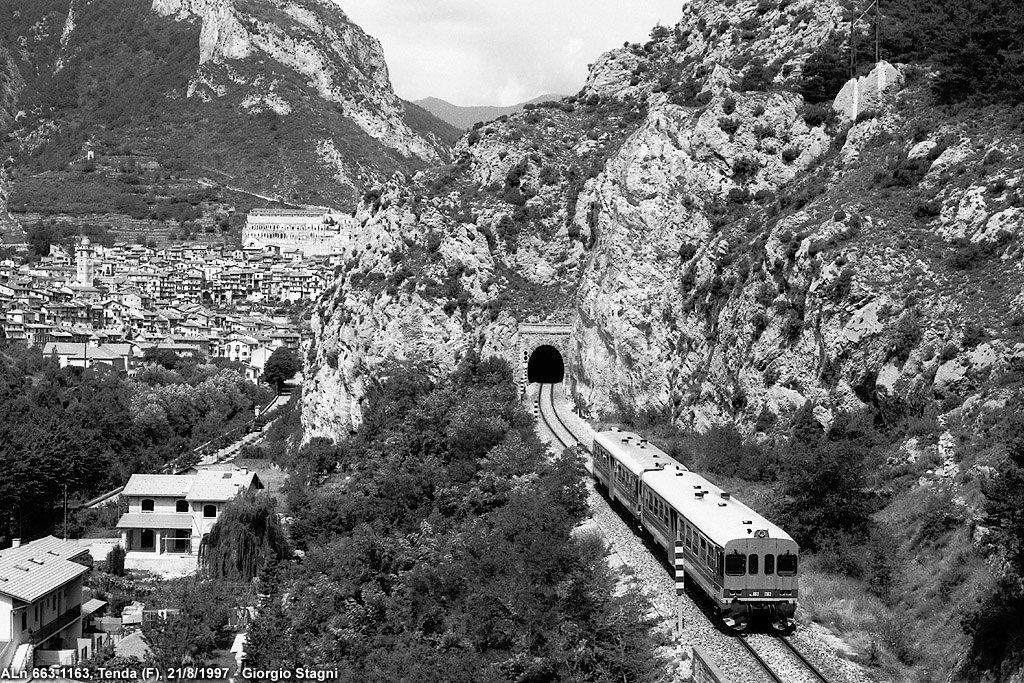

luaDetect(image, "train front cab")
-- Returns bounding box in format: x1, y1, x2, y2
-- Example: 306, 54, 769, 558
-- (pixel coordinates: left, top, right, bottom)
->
721, 536, 799, 631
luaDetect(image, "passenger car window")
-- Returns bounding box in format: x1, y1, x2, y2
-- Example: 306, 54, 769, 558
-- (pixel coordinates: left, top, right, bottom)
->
764, 554, 775, 575
748, 553, 759, 575
778, 553, 798, 576
725, 553, 746, 576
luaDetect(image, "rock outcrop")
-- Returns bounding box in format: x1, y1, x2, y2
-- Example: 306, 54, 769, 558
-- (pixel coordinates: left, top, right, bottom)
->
303, 0, 1024, 450
150, 0, 441, 161
832, 60, 903, 122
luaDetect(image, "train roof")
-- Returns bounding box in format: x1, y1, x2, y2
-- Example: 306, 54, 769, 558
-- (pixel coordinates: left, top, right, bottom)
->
642, 464, 795, 548
594, 429, 684, 476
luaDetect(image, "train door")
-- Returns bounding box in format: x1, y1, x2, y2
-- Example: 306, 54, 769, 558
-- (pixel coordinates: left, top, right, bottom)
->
633, 475, 641, 516
610, 462, 620, 503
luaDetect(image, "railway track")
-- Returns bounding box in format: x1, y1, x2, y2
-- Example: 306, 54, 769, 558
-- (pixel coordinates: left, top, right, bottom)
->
535, 382, 577, 449
738, 633, 832, 683
532, 382, 838, 683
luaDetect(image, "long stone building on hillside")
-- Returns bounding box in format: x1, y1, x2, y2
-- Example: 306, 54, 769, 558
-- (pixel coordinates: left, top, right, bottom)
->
242, 209, 354, 257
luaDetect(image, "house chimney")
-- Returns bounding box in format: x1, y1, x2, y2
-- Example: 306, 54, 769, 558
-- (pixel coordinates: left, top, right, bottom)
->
12, 538, 20, 548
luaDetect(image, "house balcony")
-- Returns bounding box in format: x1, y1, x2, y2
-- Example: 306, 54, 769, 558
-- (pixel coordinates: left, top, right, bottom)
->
34, 604, 82, 646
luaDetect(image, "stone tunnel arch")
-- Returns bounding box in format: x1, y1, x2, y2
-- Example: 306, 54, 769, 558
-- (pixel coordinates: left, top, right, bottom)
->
527, 344, 565, 383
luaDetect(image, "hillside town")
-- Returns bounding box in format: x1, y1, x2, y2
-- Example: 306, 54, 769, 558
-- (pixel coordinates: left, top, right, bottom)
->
0, 224, 332, 379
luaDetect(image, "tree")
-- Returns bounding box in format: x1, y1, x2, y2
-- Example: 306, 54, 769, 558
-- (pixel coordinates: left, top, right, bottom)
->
799, 39, 851, 103
200, 492, 289, 581
142, 581, 233, 668
261, 347, 299, 394
106, 544, 126, 576
773, 439, 873, 551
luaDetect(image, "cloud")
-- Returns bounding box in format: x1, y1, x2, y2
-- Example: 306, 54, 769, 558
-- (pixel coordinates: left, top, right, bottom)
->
339, 0, 683, 106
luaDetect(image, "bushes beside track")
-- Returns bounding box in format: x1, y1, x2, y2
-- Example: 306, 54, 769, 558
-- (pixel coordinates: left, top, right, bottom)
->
246, 353, 666, 681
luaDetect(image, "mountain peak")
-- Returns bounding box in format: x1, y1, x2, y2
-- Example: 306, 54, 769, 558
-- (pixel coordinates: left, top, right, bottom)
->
414, 94, 566, 131
151, 0, 437, 161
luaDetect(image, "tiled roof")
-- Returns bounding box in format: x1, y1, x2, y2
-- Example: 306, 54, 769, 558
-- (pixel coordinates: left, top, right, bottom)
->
0, 536, 90, 602
186, 469, 258, 502
82, 598, 107, 617
116, 513, 194, 530
41, 343, 129, 362
122, 474, 195, 497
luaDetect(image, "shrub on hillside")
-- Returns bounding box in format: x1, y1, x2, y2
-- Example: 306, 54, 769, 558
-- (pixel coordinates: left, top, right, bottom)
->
719, 117, 740, 135
799, 103, 829, 126
733, 156, 760, 180
890, 310, 923, 361
798, 40, 850, 102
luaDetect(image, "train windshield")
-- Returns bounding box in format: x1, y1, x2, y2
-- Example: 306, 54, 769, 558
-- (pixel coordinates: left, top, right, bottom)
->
764, 554, 775, 575
778, 553, 798, 576
725, 553, 746, 576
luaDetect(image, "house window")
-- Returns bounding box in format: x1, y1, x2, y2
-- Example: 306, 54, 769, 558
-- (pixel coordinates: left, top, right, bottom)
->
141, 499, 154, 512
176, 499, 189, 513
22, 610, 27, 631
203, 504, 217, 518
141, 529, 155, 550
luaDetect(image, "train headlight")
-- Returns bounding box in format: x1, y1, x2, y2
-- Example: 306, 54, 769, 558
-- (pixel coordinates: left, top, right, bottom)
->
778, 590, 793, 597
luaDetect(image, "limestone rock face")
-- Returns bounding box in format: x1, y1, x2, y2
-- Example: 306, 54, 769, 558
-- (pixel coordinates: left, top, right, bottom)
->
301, 179, 527, 441
0, 46, 20, 242
832, 61, 904, 122
0, 46, 24, 128
303, 0, 1024, 448
150, 0, 441, 161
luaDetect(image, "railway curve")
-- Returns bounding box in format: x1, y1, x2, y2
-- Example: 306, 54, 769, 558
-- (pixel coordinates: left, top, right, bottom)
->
529, 382, 862, 683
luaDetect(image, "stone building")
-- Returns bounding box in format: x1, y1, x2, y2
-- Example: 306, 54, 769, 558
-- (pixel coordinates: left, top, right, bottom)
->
242, 209, 352, 257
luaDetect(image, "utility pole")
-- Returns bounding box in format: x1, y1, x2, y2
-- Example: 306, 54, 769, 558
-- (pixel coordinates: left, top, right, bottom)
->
63, 484, 68, 540
849, 12, 855, 79
875, 0, 881, 63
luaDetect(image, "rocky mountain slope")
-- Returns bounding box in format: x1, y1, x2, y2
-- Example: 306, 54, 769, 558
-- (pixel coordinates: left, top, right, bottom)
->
415, 94, 566, 131
303, 0, 1024, 679
305, 0, 1024, 444
0, 0, 460, 242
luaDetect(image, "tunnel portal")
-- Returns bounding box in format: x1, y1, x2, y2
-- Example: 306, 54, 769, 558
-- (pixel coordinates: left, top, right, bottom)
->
527, 344, 565, 384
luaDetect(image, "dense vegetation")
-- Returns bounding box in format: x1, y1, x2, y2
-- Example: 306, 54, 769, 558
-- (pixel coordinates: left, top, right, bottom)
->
798, 0, 1024, 105
0, 341, 271, 542
246, 354, 665, 682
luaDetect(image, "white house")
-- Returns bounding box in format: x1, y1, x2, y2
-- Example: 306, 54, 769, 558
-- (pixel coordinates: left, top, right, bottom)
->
0, 536, 93, 671
115, 468, 262, 575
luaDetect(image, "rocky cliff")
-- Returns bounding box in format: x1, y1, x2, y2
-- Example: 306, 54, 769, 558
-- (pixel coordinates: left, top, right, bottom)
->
305, 0, 1024, 446
150, 0, 440, 161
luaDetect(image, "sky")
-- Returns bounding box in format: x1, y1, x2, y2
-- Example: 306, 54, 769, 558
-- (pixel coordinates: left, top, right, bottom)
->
339, 1, 685, 107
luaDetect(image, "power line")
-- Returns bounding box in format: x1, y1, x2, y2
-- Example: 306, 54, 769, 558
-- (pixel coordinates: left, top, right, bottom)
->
849, 0, 882, 78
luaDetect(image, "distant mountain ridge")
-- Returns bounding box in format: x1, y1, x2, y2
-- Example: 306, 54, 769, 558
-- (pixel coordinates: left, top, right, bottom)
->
414, 94, 566, 130
0, 0, 460, 230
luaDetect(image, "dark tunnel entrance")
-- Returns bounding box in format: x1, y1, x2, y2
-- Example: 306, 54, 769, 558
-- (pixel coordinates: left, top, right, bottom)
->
527, 345, 565, 383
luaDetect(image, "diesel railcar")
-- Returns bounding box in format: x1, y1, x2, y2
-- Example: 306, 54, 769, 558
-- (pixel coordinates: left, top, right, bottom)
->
593, 428, 799, 632
592, 429, 682, 518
